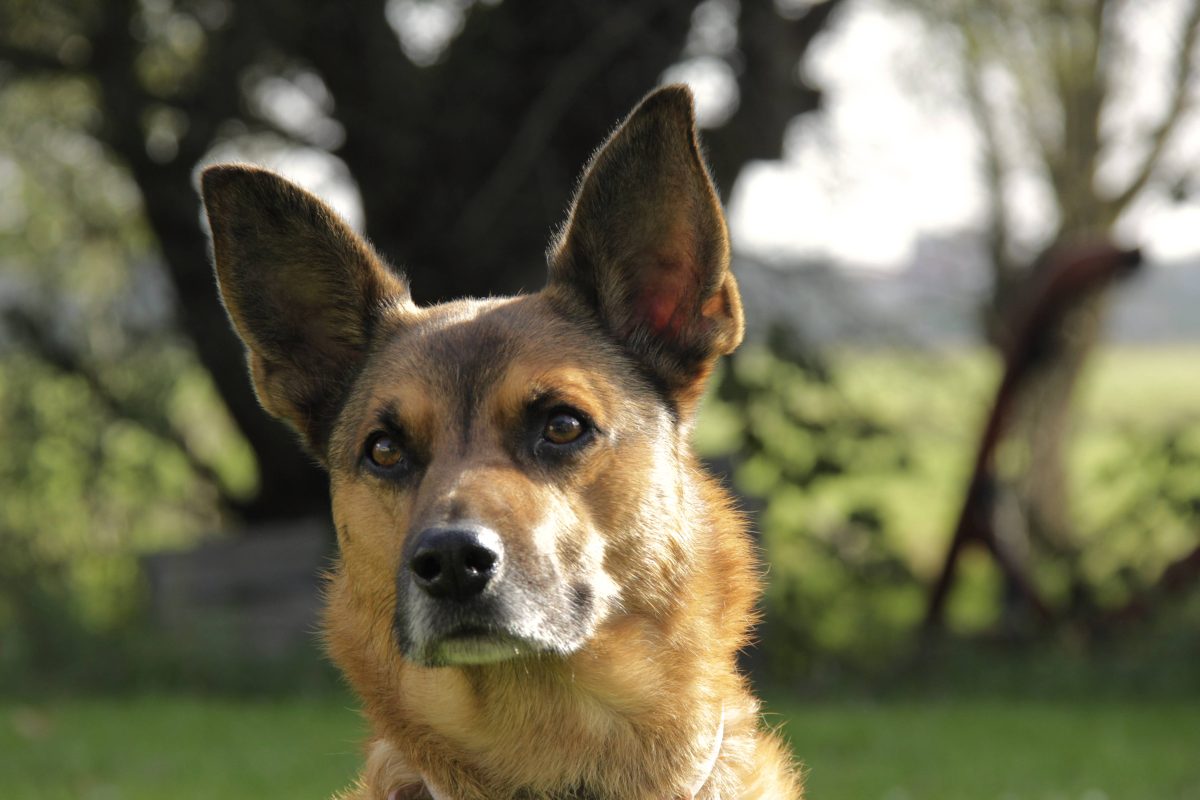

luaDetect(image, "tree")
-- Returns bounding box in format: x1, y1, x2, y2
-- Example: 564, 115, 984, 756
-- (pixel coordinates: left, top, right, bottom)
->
0, 0, 847, 527
900, 0, 1200, 626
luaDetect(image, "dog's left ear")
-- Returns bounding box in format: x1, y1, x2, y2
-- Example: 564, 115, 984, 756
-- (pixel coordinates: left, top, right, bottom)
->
547, 84, 743, 410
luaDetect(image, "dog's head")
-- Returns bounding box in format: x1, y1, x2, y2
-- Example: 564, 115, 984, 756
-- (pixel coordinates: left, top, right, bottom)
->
202, 86, 742, 669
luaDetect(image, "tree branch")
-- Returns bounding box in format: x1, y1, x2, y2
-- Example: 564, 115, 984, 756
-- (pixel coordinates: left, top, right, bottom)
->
961, 30, 1019, 288
1104, 0, 1200, 220
1101, 543, 1200, 628
0, 41, 81, 76
998, 11, 1062, 178
1044, 0, 1108, 233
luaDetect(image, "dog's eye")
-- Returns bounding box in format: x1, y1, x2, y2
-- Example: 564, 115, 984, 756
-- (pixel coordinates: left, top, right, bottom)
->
366, 434, 406, 471
543, 411, 586, 446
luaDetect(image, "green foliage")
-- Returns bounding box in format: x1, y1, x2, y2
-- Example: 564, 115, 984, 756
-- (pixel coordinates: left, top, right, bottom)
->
698, 339, 1200, 675
1075, 426, 1200, 607
0, 73, 258, 681
699, 331, 932, 672
0, 352, 250, 682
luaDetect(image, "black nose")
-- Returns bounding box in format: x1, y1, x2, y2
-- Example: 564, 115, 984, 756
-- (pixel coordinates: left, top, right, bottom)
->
408, 526, 502, 601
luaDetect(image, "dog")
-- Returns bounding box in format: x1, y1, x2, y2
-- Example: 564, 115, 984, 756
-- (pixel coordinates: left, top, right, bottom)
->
201, 84, 802, 799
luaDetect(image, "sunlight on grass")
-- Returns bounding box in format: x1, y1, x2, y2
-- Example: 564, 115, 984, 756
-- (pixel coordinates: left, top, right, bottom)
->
779, 697, 1200, 800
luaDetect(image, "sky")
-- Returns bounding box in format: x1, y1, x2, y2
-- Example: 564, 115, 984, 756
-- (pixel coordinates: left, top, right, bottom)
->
723, 0, 1200, 271
726, 1, 985, 270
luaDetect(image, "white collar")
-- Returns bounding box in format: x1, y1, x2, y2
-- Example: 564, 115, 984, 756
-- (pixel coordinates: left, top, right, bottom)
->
389, 706, 725, 800
684, 704, 725, 798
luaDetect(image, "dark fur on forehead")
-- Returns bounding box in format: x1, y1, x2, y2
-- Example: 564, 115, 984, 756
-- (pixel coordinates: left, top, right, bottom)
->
419, 312, 518, 437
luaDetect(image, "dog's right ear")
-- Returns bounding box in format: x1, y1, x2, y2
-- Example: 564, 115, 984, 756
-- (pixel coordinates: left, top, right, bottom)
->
201, 165, 410, 455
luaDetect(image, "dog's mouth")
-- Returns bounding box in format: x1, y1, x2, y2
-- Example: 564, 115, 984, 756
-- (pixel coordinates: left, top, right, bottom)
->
430, 625, 537, 666
397, 591, 597, 668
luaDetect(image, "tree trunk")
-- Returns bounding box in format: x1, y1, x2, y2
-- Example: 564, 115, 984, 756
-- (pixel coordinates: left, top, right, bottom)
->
89, 2, 330, 524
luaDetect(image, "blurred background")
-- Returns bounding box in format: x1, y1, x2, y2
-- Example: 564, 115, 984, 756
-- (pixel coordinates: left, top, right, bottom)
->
1, 0, 1198, 797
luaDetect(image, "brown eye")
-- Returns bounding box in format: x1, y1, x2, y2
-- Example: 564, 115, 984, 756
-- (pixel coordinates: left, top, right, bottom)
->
368, 435, 405, 469
543, 411, 585, 445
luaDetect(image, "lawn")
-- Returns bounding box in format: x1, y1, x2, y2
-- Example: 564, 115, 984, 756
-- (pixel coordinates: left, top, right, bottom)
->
2, 694, 364, 800
4, 692, 1199, 799
781, 697, 1200, 800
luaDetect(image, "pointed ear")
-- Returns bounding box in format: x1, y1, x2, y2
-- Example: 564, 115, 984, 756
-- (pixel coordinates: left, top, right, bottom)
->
546, 85, 743, 409
201, 164, 410, 455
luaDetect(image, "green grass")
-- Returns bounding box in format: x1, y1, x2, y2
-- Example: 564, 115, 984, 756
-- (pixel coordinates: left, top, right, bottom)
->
1, 694, 364, 799
781, 697, 1200, 800
4, 690, 1199, 799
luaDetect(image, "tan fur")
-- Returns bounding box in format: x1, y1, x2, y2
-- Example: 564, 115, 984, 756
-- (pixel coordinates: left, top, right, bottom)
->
203, 85, 803, 799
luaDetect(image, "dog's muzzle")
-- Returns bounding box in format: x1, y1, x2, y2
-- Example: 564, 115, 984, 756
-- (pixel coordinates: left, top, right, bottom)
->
394, 523, 529, 665
395, 521, 600, 666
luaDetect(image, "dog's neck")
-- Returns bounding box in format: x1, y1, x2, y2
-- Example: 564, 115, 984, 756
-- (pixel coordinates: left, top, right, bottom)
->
393, 706, 725, 800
